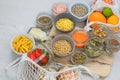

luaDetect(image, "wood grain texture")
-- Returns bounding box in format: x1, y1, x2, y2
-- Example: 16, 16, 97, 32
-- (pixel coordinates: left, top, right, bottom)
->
48, 26, 115, 78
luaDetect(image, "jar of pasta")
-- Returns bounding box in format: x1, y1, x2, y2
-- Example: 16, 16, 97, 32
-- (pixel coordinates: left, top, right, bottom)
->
85, 37, 104, 58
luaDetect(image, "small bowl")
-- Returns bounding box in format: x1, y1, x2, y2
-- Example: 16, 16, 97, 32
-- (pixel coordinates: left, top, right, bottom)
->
51, 34, 75, 57
54, 13, 76, 33
69, 1, 91, 22
71, 51, 88, 65
11, 34, 35, 56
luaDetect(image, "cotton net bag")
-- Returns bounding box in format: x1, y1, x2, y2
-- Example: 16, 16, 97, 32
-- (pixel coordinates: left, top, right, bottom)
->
85, 0, 120, 32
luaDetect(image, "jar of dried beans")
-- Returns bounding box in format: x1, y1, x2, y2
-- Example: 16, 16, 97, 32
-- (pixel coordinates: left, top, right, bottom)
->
104, 34, 120, 54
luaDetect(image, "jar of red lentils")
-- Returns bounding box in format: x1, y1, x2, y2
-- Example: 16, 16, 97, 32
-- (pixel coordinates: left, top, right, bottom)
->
72, 30, 88, 48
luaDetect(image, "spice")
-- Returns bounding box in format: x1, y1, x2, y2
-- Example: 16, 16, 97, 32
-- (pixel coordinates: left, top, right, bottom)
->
52, 3, 67, 16
71, 4, 88, 17
36, 13, 53, 30
93, 28, 108, 38
72, 30, 88, 48
72, 51, 87, 64
52, 40, 72, 56
85, 37, 103, 58
56, 18, 74, 31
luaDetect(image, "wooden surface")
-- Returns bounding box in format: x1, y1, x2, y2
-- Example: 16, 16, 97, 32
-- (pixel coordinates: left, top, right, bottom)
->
47, 26, 115, 78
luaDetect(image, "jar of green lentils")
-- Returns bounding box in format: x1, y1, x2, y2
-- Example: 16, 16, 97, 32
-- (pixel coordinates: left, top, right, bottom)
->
36, 13, 53, 31
85, 37, 104, 58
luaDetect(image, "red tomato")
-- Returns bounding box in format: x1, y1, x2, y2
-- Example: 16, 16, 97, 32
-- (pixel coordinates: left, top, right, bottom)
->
41, 57, 48, 64
28, 54, 36, 61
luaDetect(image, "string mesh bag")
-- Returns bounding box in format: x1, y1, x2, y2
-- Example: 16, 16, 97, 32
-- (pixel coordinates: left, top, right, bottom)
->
5, 53, 100, 80
6, 42, 100, 80
87, 0, 120, 28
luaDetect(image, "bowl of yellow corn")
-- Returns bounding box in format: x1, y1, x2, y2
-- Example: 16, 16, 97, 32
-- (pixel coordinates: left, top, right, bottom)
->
11, 34, 35, 55
54, 13, 76, 33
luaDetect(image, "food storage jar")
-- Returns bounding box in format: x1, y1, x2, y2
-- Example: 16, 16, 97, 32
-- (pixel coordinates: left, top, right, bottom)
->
104, 34, 120, 54
52, 3, 67, 17
72, 30, 88, 48
36, 13, 53, 31
85, 37, 104, 58
71, 51, 87, 65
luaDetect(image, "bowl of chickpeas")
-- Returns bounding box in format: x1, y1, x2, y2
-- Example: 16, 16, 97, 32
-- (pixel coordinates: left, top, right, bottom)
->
11, 34, 35, 55
51, 34, 75, 57
54, 13, 76, 33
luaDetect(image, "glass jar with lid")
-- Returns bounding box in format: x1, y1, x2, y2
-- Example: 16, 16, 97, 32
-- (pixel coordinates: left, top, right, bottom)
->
85, 37, 104, 58
36, 13, 53, 31
104, 34, 120, 54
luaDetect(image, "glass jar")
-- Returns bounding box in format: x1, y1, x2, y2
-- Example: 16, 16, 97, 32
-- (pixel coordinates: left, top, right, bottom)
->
52, 3, 67, 17
104, 34, 120, 54
92, 25, 109, 39
85, 37, 104, 58
72, 30, 88, 48
36, 13, 53, 31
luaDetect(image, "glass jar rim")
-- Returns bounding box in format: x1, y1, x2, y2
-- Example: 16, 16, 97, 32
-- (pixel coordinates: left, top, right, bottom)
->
36, 13, 53, 25
72, 30, 89, 43
107, 35, 120, 48
88, 36, 103, 48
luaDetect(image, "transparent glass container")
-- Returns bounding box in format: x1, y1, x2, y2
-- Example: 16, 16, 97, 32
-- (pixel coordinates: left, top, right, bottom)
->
52, 3, 67, 17
72, 30, 88, 48
36, 13, 53, 31
104, 34, 120, 54
85, 37, 104, 58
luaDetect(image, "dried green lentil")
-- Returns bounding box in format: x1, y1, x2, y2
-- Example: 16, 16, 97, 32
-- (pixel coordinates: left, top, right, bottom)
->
38, 16, 51, 23
72, 52, 86, 64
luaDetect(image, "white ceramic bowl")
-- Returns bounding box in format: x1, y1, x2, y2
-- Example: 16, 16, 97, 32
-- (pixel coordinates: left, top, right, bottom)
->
11, 34, 35, 56
69, 1, 91, 22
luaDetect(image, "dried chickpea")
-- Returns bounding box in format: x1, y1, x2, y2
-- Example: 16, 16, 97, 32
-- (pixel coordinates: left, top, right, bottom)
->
53, 40, 72, 55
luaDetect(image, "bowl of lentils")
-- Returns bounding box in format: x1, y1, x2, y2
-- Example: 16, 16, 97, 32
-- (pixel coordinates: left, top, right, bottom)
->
51, 34, 75, 57
69, 1, 91, 22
